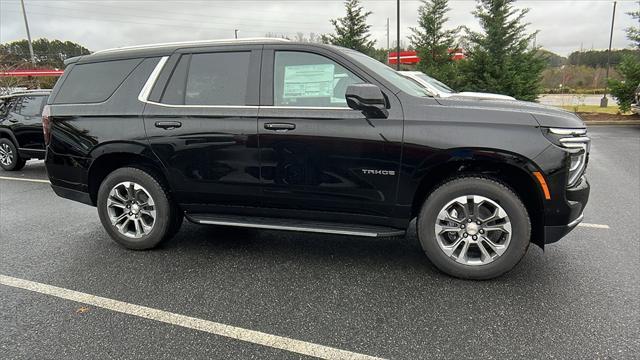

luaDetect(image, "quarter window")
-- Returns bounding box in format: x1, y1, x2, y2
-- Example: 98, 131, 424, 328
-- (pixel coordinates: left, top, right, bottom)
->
273, 51, 363, 107
54, 58, 142, 104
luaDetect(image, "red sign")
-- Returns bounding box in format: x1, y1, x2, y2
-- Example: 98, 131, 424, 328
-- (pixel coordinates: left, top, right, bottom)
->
0, 69, 64, 77
388, 49, 466, 64
388, 51, 420, 64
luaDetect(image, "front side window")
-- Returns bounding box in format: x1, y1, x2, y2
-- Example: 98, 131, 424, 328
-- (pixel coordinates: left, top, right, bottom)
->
274, 51, 363, 107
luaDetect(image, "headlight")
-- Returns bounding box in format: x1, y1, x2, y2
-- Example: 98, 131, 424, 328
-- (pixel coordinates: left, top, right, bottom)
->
543, 128, 590, 188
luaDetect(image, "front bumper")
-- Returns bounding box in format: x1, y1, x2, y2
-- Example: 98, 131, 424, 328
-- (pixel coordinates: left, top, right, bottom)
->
544, 176, 590, 244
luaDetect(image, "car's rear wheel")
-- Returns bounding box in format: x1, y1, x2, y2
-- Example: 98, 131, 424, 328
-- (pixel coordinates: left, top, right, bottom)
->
0, 138, 26, 171
417, 177, 531, 280
97, 167, 182, 250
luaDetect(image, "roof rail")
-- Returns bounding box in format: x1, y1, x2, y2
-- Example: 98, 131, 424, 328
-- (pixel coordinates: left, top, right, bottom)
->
94, 37, 290, 55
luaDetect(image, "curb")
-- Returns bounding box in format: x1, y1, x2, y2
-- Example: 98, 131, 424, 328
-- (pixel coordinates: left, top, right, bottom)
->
585, 121, 640, 126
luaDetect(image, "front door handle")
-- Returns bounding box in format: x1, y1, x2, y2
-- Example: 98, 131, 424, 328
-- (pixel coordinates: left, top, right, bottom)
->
155, 121, 182, 130
264, 123, 296, 131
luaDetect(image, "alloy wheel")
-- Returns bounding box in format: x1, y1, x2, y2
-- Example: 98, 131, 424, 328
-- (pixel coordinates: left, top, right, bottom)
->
0, 143, 14, 166
435, 195, 512, 266
106, 181, 156, 239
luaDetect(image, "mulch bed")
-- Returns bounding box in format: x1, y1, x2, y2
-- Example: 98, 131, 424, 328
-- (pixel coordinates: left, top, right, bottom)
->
577, 112, 640, 122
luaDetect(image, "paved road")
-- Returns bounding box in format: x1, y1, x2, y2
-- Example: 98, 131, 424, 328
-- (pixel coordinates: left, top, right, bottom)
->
1, 126, 639, 359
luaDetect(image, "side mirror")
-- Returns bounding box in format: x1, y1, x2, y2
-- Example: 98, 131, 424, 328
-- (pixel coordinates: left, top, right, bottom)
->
345, 84, 389, 119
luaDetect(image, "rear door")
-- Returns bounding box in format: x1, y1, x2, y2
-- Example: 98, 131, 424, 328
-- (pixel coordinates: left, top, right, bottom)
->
6, 95, 47, 150
257, 46, 403, 218
143, 45, 262, 208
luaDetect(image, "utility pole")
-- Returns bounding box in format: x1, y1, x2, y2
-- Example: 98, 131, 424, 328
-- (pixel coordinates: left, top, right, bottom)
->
20, 0, 36, 67
386, 17, 390, 50
234, 29, 239, 39
396, 0, 400, 70
601, 1, 617, 108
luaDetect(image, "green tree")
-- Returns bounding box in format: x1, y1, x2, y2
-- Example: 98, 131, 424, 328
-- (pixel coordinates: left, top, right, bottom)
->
626, 1, 640, 49
409, 0, 460, 85
608, 54, 640, 112
322, 0, 376, 54
460, 0, 545, 101
0, 38, 90, 69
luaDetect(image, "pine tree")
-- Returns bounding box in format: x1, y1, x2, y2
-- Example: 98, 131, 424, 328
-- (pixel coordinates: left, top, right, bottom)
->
322, 0, 376, 54
626, 1, 640, 49
461, 0, 545, 101
610, 3, 640, 112
409, 0, 460, 85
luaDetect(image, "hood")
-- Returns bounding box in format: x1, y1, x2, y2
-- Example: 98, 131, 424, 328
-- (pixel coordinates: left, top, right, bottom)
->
434, 97, 586, 128
442, 92, 516, 101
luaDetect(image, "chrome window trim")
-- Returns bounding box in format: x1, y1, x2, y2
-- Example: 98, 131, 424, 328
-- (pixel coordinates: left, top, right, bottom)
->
137, 56, 169, 103
138, 56, 355, 111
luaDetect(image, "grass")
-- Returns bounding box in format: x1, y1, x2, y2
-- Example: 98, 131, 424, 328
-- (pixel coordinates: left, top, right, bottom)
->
559, 105, 624, 114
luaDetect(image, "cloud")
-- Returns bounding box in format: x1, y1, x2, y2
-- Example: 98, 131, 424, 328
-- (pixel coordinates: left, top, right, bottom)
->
1, 0, 638, 56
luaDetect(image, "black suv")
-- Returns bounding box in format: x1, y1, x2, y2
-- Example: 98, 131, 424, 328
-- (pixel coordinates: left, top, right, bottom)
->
0, 90, 50, 170
44, 39, 590, 279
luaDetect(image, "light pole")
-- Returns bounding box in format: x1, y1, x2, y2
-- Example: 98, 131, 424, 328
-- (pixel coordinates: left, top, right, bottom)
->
20, 0, 36, 67
396, 0, 400, 70
601, 1, 617, 108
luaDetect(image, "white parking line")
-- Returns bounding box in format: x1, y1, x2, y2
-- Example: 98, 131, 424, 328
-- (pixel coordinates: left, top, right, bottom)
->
0, 176, 50, 184
578, 223, 610, 229
0, 274, 384, 360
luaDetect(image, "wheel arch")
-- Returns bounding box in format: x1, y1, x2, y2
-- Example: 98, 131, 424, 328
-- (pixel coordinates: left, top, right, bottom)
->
410, 149, 546, 248
87, 142, 169, 205
0, 128, 19, 146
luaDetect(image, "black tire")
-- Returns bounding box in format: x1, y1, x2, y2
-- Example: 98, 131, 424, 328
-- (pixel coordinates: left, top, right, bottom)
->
97, 167, 182, 250
0, 138, 26, 171
417, 177, 531, 280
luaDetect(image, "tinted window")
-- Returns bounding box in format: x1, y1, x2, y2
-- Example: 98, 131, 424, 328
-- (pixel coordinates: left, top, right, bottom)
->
181, 52, 250, 106
14, 96, 45, 116
54, 58, 142, 104
161, 55, 190, 105
274, 51, 363, 107
0, 98, 12, 117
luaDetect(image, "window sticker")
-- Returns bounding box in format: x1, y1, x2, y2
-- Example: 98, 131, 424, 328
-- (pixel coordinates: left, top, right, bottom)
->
283, 64, 335, 99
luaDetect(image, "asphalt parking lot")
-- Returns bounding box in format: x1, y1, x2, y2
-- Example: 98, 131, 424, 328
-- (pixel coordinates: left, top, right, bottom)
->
1, 126, 638, 359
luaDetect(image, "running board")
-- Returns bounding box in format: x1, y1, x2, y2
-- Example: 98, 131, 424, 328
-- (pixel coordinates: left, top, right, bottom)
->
185, 213, 405, 238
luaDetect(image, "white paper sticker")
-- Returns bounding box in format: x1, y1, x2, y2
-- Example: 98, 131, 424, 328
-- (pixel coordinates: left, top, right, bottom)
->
283, 64, 335, 99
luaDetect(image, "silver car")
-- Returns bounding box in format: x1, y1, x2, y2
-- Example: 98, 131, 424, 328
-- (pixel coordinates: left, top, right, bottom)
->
400, 71, 516, 101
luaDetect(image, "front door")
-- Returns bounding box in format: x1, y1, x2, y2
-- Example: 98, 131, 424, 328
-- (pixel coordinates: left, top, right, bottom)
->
143, 47, 262, 208
257, 48, 403, 218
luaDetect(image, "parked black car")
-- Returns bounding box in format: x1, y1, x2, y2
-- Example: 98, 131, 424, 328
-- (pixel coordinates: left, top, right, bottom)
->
44, 39, 590, 279
0, 90, 50, 170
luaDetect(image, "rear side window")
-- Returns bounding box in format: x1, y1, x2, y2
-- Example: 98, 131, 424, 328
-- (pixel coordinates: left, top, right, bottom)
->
14, 96, 46, 116
161, 52, 251, 106
54, 58, 142, 104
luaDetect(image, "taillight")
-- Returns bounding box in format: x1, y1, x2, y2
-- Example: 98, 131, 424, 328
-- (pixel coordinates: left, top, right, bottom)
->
42, 105, 52, 145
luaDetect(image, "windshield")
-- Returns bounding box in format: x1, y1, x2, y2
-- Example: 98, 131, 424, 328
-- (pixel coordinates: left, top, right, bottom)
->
413, 73, 455, 94
342, 50, 431, 97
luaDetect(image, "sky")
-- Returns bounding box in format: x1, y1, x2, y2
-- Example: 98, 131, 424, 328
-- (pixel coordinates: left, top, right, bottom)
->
0, 0, 638, 57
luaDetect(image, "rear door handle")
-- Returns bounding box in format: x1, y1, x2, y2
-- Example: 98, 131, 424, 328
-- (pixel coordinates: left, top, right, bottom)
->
264, 123, 296, 131
155, 121, 182, 130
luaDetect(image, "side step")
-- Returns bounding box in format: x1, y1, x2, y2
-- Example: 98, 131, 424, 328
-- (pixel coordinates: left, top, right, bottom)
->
185, 213, 405, 238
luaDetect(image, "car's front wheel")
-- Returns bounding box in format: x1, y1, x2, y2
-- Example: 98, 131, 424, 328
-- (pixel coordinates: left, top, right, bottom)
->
417, 177, 531, 280
0, 138, 26, 171
97, 167, 182, 250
